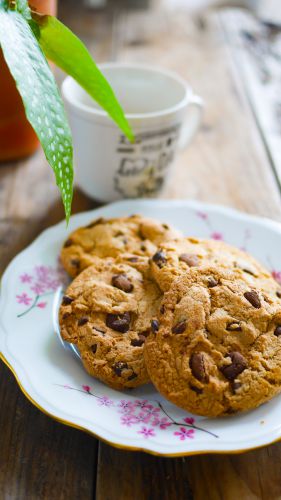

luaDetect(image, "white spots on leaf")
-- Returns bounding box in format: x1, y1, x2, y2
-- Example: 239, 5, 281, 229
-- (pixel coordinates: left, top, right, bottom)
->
3, 19, 74, 219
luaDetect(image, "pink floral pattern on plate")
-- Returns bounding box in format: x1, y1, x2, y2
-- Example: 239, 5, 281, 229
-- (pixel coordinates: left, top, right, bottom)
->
17, 263, 67, 318
196, 210, 252, 249
55, 384, 218, 441
196, 211, 224, 241
195, 211, 281, 281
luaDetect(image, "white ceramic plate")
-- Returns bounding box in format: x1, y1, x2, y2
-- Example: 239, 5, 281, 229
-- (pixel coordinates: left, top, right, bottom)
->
1, 199, 281, 456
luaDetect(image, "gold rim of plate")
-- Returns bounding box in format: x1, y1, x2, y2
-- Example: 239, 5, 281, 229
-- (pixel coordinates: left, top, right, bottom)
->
1, 351, 280, 457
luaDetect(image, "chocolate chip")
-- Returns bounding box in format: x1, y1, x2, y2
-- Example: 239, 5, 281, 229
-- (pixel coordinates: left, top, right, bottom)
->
263, 294, 271, 304
78, 316, 89, 326
62, 295, 74, 305
93, 326, 105, 334
226, 321, 242, 332
277, 290, 281, 298
152, 251, 167, 268
140, 244, 146, 251
190, 353, 209, 382
242, 267, 256, 276
128, 257, 138, 263
131, 336, 146, 347
85, 217, 104, 229
112, 274, 134, 293
162, 223, 169, 230
71, 258, 80, 269
151, 319, 159, 332
128, 372, 137, 381
63, 238, 73, 248
189, 384, 203, 395
106, 312, 131, 333
138, 227, 147, 240
179, 253, 199, 267
235, 260, 257, 276
220, 351, 247, 381
62, 312, 70, 319
207, 276, 218, 288
274, 326, 281, 337
244, 290, 261, 308
225, 408, 237, 415
172, 320, 186, 334
91, 344, 97, 354
232, 381, 242, 393
113, 361, 128, 376
140, 330, 150, 338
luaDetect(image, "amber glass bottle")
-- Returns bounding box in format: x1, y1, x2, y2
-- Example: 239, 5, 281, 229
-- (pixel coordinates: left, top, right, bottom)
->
0, 0, 57, 161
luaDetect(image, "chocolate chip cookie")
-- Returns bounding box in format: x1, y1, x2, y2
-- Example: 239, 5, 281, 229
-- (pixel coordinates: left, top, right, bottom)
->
59, 256, 162, 389
61, 215, 181, 278
150, 237, 272, 292
145, 266, 281, 416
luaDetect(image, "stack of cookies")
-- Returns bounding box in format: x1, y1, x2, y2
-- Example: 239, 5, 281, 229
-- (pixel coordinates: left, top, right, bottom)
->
59, 215, 281, 417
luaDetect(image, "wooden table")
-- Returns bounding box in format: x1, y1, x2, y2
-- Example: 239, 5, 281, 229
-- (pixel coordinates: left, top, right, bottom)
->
1, 0, 281, 498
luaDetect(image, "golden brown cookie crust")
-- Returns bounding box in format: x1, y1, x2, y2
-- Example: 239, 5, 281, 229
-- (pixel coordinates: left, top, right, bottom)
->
150, 237, 272, 292
145, 266, 281, 416
59, 257, 162, 389
61, 215, 181, 278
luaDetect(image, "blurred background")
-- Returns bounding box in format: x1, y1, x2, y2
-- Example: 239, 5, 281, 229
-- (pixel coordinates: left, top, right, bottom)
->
58, 0, 280, 62
56, 0, 281, 194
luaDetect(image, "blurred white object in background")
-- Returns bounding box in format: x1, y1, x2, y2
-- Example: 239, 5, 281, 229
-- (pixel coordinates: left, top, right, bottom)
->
83, 0, 107, 8
164, 0, 281, 23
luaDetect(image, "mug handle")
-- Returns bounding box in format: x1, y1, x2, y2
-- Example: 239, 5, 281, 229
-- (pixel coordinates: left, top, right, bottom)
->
178, 94, 204, 150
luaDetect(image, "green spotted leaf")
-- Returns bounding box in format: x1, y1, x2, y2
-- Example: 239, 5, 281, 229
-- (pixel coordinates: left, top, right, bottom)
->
34, 15, 134, 143
16, 0, 32, 20
0, 7, 73, 221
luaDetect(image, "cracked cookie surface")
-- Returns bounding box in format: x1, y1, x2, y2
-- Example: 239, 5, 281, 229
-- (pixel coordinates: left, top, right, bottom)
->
61, 215, 181, 278
150, 237, 273, 292
144, 266, 281, 416
59, 257, 162, 389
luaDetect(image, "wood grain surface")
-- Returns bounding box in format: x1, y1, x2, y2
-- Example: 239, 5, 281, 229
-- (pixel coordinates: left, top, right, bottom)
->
1, 0, 281, 498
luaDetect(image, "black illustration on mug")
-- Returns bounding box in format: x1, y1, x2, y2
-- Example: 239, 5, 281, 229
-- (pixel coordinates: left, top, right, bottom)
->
114, 125, 180, 197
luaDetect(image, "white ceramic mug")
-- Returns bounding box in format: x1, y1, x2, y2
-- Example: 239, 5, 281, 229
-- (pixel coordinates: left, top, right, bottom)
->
62, 63, 203, 201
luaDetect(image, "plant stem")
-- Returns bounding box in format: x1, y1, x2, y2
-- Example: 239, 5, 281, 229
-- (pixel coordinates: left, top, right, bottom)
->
17, 291, 54, 318
156, 401, 218, 438
17, 294, 39, 318
55, 384, 218, 439
54, 384, 102, 400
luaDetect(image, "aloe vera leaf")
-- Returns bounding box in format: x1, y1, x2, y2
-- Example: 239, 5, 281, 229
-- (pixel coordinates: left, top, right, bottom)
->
0, 8, 73, 221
